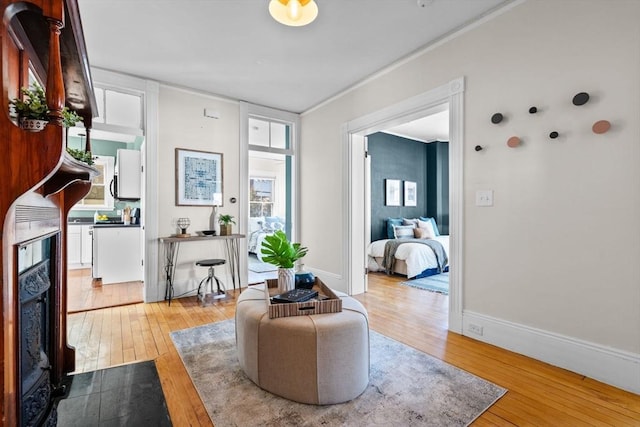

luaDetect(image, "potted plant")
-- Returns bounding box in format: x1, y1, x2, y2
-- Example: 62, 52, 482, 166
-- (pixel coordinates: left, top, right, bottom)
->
62, 107, 82, 128
218, 214, 236, 236
261, 230, 308, 292
65, 147, 95, 165
9, 82, 49, 131
10, 83, 84, 133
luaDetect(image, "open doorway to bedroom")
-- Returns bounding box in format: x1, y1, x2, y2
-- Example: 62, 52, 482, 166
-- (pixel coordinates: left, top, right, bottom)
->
247, 150, 290, 284
344, 77, 464, 333
365, 106, 451, 329
246, 114, 297, 285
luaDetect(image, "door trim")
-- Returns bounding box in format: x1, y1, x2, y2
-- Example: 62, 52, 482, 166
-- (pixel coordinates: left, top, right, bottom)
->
342, 77, 464, 333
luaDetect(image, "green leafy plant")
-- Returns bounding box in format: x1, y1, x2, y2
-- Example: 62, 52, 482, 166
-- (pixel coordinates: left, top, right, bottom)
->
218, 214, 236, 225
66, 147, 95, 165
10, 83, 83, 127
261, 230, 308, 269
9, 82, 49, 120
62, 107, 82, 127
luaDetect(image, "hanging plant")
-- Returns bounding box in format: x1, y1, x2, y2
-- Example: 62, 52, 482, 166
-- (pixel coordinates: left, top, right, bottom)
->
66, 147, 95, 165
62, 107, 82, 127
9, 82, 49, 131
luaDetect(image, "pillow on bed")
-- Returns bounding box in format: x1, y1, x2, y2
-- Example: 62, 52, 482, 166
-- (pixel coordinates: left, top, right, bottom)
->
386, 218, 404, 239
402, 218, 419, 227
419, 216, 440, 236
414, 227, 434, 239
417, 219, 437, 238
393, 224, 415, 239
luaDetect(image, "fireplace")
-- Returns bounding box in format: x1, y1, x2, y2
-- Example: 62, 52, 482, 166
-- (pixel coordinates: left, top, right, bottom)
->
18, 234, 59, 427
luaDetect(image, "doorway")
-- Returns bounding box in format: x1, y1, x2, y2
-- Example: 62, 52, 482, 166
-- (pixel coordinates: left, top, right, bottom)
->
344, 77, 465, 333
247, 151, 291, 284
66, 128, 145, 313
240, 102, 300, 287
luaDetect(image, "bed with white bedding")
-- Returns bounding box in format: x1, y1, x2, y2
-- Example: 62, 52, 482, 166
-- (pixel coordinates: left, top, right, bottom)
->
367, 235, 449, 279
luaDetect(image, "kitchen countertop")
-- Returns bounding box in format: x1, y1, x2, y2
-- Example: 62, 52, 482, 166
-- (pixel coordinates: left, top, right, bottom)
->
68, 218, 140, 228
92, 223, 140, 228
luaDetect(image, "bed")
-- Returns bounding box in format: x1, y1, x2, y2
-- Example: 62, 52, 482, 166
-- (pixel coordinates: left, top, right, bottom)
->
248, 216, 286, 260
367, 216, 449, 279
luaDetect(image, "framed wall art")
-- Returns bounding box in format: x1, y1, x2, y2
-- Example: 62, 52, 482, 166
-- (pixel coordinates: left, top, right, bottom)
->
175, 148, 223, 206
385, 179, 401, 206
404, 181, 417, 206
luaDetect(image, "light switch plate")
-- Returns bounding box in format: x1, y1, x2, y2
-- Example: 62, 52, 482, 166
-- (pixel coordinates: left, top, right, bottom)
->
476, 190, 493, 207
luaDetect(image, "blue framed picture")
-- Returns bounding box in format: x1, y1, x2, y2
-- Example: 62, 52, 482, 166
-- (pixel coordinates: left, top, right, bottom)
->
385, 179, 401, 206
175, 148, 223, 206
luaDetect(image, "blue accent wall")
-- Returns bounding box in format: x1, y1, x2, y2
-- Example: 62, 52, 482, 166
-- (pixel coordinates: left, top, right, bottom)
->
368, 132, 448, 241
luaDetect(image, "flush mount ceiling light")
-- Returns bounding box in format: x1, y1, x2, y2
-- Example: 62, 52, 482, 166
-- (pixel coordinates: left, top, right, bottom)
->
269, 0, 318, 27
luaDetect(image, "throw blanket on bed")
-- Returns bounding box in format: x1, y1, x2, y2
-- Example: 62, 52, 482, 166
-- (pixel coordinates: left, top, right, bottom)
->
383, 238, 448, 274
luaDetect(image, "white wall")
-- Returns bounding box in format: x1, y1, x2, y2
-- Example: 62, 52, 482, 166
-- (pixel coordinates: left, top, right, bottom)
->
158, 86, 241, 295
300, 0, 640, 391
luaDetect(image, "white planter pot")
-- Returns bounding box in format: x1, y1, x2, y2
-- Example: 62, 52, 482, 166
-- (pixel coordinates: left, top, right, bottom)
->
277, 267, 295, 293
20, 118, 48, 132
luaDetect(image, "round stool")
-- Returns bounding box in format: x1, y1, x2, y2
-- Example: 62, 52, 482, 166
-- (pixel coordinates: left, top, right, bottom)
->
195, 259, 226, 305
235, 285, 370, 405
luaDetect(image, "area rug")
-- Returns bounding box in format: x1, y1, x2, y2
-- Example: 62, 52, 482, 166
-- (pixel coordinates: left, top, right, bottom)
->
401, 272, 449, 295
170, 320, 506, 427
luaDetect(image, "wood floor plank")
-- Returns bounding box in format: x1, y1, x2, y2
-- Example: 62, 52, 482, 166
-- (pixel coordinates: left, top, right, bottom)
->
65, 272, 639, 427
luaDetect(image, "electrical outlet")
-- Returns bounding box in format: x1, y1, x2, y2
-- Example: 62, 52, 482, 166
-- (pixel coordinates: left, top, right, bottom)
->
475, 190, 493, 207
468, 323, 484, 336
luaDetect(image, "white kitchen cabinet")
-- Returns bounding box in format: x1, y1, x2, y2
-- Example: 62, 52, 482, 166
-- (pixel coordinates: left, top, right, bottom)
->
81, 225, 93, 265
67, 226, 82, 266
114, 149, 141, 200
92, 226, 142, 284
68, 224, 93, 269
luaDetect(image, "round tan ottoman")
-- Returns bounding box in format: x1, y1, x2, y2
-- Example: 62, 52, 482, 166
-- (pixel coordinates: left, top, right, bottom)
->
235, 285, 369, 405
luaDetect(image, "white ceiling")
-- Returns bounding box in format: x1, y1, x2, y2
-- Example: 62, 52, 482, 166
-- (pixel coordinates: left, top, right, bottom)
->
384, 109, 450, 143
77, 0, 511, 115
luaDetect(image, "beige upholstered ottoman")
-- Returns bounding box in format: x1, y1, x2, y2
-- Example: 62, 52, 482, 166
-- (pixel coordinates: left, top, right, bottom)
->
235, 284, 370, 405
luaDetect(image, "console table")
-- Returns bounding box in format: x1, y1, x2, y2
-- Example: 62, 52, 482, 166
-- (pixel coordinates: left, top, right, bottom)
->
159, 234, 245, 304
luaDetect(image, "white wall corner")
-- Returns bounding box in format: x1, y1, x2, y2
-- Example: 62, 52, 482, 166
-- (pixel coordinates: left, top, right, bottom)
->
307, 267, 347, 294
462, 311, 640, 395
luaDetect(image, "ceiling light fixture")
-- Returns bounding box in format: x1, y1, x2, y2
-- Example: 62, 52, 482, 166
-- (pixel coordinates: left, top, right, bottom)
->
269, 0, 318, 27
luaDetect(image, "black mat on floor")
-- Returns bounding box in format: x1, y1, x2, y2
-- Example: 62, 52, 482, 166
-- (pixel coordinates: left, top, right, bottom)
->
57, 360, 172, 426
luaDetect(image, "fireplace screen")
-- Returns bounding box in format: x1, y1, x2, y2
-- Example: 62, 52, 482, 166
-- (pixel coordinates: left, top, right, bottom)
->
18, 234, 57, 426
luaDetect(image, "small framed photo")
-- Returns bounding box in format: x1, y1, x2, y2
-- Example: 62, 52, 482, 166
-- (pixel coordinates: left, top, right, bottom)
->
385, 179, 401, 206
404, 181, 417, 206
175, 148, 223, 206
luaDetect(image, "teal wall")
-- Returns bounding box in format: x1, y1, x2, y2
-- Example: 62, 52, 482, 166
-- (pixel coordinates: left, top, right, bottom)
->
68, 136, 142, 217
368, 132, 449, 240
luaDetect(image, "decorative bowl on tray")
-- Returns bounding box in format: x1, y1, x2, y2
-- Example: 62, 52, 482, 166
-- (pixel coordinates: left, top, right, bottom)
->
201, 230, 216, 236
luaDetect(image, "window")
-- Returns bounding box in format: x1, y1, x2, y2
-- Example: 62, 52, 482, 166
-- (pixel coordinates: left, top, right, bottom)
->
250, 178, 274, 217
74, 156, 114, 209
92, 87, 143, 130
248, 118, 290, 150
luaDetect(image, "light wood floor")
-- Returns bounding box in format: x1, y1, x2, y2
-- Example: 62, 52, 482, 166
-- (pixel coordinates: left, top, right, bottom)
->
66, 273, 640, 426
67, 268, 143, 313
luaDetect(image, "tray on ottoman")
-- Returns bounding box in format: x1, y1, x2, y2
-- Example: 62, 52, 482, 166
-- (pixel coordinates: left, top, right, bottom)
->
265, 277, 342, 318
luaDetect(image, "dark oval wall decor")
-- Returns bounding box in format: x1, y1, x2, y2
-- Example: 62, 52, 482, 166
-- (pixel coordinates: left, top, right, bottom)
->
549, 131, 559, 139
572, 92, 590, 106
491, 113, 504, 124
529, 107, 538, 114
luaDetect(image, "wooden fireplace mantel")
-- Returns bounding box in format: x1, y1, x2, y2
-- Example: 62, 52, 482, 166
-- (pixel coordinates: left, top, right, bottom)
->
1, 0, 97, 425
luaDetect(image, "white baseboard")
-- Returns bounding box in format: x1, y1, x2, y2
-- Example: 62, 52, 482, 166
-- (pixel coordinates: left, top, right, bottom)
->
463, 311, 640, 394
306, 267, 347, 293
